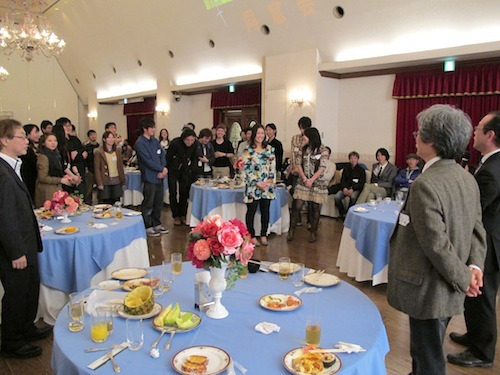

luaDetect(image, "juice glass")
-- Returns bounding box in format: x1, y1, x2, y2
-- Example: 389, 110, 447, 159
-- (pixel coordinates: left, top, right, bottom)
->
171, 253, 182, 275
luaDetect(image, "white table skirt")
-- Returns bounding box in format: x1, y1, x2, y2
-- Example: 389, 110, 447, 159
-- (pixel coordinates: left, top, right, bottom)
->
122, 189, 169, 206
336, 227, 388, 286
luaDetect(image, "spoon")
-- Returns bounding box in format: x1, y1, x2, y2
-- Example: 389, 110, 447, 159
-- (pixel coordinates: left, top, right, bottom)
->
165, 331, 176, 350
107, 352, 121, 373
152, 330, 167, 349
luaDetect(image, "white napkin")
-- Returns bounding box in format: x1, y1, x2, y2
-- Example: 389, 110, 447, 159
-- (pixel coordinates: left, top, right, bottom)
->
294, 287, 323, 296
255, 322, 280, 334
40, 225, 53, 231
150, 348, 160, 358
85, 290, 127, 315
96, 280, 120, 290
335, 341, 366, 353
91, 223, 108, 229
227, 360, 248, 375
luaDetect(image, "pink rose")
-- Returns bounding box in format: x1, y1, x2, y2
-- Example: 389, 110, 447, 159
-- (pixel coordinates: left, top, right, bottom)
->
193, 239, 211, 261
54, 190, 67, 201
218, 225, 243, 255
67, 202, 78, 213
186, 242, 204, 268
43, 200, 52, 210
207, 238, 224, 256
236, 240, 255, 265
206, 214, 223, 229
229, 218, 250, 237
201, 223, 218, 238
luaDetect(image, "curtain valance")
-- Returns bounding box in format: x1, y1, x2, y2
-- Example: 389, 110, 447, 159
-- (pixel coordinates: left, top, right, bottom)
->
211, 86, 261, 109
123, 97, 156, 115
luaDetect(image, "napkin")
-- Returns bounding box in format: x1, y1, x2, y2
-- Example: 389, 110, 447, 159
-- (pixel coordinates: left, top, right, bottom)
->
335, 341, 366, 353
40, 225, 53, 231
255, 322, 280, 334
294, 287, 322, 296
91, 223, 108, 229
227, 360, 248, 375
150, 348, 160, 358
85, 290, 127, 315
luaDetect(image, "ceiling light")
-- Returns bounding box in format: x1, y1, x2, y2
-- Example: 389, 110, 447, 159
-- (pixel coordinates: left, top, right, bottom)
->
0, 66, 9, 81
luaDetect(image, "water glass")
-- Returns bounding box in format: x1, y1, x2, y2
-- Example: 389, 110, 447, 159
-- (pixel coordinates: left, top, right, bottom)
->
126, 318, 144, 351
91, 307, 108, 343
278, 257, 291, 280
151, 268, 164, 298
291, 263, 305, 287
171, 253, 182, 275
68, 292, 84, 332
161, 260, 174, 292
305, 317, 321, 346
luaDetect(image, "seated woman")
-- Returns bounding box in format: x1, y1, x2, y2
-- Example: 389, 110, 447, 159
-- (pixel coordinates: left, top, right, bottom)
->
394, 153, 421, 192
35, 133, 78, 207
356, 147, 398, 203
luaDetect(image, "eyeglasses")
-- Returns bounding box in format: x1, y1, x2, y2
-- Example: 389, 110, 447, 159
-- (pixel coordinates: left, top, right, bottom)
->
12, 135, 27, 140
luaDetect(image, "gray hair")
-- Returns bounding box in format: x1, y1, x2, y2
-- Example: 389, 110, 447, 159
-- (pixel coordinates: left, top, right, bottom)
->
417, 104, 472, 159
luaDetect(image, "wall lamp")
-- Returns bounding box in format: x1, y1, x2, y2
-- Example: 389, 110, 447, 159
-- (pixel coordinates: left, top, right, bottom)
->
290, 88, 311, 106
87, 111, 98, 120
155, 104, 169, 116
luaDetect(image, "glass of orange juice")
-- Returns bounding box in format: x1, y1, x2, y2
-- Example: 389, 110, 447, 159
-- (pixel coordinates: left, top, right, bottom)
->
91, 307, 109, 343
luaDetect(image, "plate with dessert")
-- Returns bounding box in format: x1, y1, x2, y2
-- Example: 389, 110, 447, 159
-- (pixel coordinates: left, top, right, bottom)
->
55, 226, 80, 235
172, 346, 230, 375
259, 294, 302, 311
283, 347, 341, 374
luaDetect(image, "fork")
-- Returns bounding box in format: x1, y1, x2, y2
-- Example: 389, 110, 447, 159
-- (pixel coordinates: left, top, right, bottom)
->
165, 331, 175, 350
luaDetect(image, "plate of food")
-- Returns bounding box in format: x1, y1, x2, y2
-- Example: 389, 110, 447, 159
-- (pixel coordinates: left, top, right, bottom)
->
152, 304, 202, 333
121, 278, 159, 291
55, 226, 80, 235
216, 184, 229, 189
268, 263, 302, 274
94, 211, 114, 219
93, 204, 112, 210
171, 346, 230, 375
353, 207, 369, 213
39, 210, 55, 219
303, 273, 340, 287
116, 302, 162, 320
283, 348, 341, 375
111, 267, 148, 280
259, 294, 302, 311
124, 211, 141, 216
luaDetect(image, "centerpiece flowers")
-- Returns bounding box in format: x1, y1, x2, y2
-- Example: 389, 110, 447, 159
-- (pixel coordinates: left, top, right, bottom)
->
43, 190, 81, 223
186, 215, 255, 319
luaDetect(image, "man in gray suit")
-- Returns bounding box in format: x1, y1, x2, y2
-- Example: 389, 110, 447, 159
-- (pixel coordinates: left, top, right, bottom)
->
448, 111, 500, 368
387, 104, 487, 375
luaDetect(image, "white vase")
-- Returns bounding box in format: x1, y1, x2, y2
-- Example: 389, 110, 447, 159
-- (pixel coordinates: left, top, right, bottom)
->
61, 212, 71, 223
206, 262, 229, 319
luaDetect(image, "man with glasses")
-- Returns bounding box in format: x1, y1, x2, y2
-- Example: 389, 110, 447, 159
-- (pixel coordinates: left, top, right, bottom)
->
448, 111, 500, 368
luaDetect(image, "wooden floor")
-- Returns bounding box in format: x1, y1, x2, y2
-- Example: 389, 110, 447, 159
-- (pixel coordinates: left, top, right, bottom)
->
1, 207, 498, 374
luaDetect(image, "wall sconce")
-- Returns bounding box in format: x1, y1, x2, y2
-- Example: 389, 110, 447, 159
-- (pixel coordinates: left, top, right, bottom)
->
0, 66, 9, 82
290, 88, 311, 106
87, 111, 98, 120
155, 104, 169, 116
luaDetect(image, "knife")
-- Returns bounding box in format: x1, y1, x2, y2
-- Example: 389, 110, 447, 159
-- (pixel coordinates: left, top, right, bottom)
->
87, 342, 128, 370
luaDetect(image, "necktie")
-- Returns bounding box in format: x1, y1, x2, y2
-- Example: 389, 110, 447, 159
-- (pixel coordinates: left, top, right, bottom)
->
474, 160, 483, 175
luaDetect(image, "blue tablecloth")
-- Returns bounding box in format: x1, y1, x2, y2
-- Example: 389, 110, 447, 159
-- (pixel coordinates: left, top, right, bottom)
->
39, 210, 146, 294
125, 171, 168, 193
189, 184, 287, 225
344, 202, 401, 275
52, 263, 389, 374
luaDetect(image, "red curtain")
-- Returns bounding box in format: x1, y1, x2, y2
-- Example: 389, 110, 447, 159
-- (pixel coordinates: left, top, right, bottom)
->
393, 65, 500, 167
123, 97, 156, 145
211, 86, 261, 109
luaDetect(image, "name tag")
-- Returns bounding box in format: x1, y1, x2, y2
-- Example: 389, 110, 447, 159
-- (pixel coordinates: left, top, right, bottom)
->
157, 149, 161, 155
353, 179, 359, 183
112, 156, 117, 162
398, 213, 410, 227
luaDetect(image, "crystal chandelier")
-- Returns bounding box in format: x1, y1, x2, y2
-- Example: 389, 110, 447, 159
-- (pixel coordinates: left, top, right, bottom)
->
0, 66, 9, 81
0, 1, 65, 62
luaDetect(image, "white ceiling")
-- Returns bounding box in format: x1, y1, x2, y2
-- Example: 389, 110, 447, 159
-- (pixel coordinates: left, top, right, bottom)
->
3, 0, 500, 103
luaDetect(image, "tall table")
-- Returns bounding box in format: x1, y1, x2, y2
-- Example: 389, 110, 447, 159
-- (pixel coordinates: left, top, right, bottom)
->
52, 263, 389, 374
187, 184, 289, 235
336, 201, 402, 285
123, 170, 169, 206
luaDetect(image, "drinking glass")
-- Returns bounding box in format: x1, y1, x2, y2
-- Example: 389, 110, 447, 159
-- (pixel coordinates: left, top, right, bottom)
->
278, 257, 291, 280
103, 306, 114, 335
151, 268, 164, 298
68, 292, 84, 332
171, 253, 182, 275
126, 318, 144, 351
291, 263, 305, 287
91, 307, 108, 343
160, 260, 174, 292
114, 202, 123, 220
305, 317, 321, 346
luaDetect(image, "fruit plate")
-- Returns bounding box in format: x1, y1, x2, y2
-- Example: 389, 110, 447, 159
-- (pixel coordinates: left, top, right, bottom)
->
152, 311, 202, 333
283, 348, 341, 375
111, 268, 148, 280
116, 302, 162, 320
268, 263, 302, 274
259, 294, 302, 312
121, 278, 159, 291
303, 273, 340, 287
172, 345, 230, 375
54, 226, 80, 235
94, 212, 115, 219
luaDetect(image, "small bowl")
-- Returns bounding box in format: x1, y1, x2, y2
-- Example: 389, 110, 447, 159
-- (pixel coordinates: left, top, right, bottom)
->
248, 259, 260, 273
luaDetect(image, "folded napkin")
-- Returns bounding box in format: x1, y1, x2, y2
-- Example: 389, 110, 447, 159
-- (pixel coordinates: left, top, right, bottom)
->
150, 348, 160, 358
255, 322, 280, 335
335, 341, 366, 353
294, 287, 322, 296
91, 223, 108, 229
227, 360, 248, 375
85, 290, 127, 315
40, 225, 53, 232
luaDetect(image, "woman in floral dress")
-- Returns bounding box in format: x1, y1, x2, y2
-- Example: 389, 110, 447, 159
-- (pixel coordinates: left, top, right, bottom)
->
287, 127, 329, 243
242, 124, 276, 246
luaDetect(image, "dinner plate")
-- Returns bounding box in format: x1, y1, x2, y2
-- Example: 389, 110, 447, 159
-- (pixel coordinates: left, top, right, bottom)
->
171, 345, 230, 375
124, 211, 141, 216
268, 263, 301, 274
54, 226, 80, 235
303, 273, 340, 287
353, 207, 369, 213
259, 294, 302, 312
283, 348, 341, 375
94, 212, 115, 219
93, 204, 112, 210
111, 267, 148, 280
116, 302, 162, 320
152, 311, 202, 333
121, 278, 159, 291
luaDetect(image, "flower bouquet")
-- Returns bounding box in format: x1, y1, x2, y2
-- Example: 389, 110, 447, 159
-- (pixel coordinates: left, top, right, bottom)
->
43, 190, 81, 223
186, 215, 255, 319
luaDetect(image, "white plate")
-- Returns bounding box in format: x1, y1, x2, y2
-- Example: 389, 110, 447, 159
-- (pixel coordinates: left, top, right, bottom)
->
93, 204, 112, 210
268, 263, 301, 274
171, 346, 230, 375
124, 211, 142, 216
54, 226, 80, 235
116, 302, 162, 320
94, 212, 115, 219
259, 294, 302, 311
303, 273, 340, 287
283, 348, 341, 375
111, 267, 148, 280
353, 207, 369, 213
121, 278, 159, 291
152, 311, 202, 333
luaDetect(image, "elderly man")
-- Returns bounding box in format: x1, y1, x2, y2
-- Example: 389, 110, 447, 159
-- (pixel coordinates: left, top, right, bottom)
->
387, 104, 487, 375
447, 111, 500, 368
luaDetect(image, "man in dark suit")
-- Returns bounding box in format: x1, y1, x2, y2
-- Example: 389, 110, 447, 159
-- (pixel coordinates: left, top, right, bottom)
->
448, 111, 500, 368
0, 119, 51, 358
387, 105, 487, 375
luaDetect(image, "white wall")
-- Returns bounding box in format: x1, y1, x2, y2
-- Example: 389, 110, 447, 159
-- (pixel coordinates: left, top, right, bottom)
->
167, 93, 212, 138
0, 55, 78, 126
95, 104, 127, 140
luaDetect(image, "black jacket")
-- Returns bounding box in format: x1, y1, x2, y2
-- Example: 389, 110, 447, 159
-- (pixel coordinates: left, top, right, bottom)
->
166, 137, 197, 177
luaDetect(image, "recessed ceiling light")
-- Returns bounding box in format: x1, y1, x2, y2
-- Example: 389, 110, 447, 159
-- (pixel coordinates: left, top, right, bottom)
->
261, 25, 270, 35
137, 60, 142, 67
75, 78, 79, 84
113, 66, 117, 73
333, 6, 344, 19
168, 50, 174, 58
209, 39, 215, 48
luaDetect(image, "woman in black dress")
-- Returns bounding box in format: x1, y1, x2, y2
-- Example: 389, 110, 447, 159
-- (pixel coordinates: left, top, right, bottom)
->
20, 124, 41, 201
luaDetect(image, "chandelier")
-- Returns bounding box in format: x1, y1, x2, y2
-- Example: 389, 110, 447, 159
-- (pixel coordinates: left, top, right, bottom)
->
0, 66, 9, 81
0, 1, 65, 62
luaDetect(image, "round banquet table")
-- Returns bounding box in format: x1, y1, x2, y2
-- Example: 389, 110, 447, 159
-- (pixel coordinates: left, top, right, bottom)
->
336, 201, 402, 285
52, 263, 389, 374
123, 170, 169, 206
187, 184, 290, 235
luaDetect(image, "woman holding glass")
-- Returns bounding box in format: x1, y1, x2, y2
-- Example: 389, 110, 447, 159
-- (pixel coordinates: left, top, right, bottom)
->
242, 124, 276, 246
94, 131, 126, 204
287, 127, 329, 243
